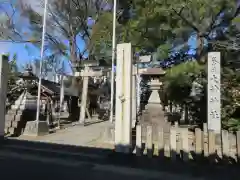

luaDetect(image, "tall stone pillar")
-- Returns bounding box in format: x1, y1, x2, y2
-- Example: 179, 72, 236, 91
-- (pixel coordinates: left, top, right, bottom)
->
115, 43, 133, 153
0, 54, 9, 139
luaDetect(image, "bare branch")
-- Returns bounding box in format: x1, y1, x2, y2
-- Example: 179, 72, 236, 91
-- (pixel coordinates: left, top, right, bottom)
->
172, 7, 199, 33
0, 40, 40, 43
205, 3, 227, 38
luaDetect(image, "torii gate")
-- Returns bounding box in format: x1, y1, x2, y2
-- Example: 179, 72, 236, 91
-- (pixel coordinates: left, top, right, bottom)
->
74, 60, 102, 125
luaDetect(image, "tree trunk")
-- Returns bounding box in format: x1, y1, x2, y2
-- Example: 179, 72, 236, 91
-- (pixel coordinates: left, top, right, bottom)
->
196, 33, 205, 63
69, 96, 79, 122
68, 33, 80, 122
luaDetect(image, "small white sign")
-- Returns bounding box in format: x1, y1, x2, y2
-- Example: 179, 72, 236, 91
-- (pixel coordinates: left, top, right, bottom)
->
207, 52, 221, 133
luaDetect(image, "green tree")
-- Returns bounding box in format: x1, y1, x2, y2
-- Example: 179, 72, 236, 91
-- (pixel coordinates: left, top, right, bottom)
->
18, 0, 108, 71
91, 0, 240, 62
8, 53, 19, 90
90, 0, 181, 58
1, 0, 107, 72
164, 61, 204, 104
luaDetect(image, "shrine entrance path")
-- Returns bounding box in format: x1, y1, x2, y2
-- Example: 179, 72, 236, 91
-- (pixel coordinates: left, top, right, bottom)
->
11, 121, 114, 149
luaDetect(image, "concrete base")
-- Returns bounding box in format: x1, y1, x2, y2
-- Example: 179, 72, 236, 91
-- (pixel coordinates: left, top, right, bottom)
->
23, 121, 49, 136
103, 123, 115, 144
72, 121, 85, 126
78, 121, 86, 126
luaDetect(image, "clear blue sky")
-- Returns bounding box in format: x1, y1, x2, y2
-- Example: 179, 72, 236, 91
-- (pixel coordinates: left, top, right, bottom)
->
1, 33, 197, 68
0, 2, 39, 69
0, 2, 76, 74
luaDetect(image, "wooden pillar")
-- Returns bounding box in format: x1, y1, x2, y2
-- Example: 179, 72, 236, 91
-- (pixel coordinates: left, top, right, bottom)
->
77, 67, 102, 125
79, 66, 90, 125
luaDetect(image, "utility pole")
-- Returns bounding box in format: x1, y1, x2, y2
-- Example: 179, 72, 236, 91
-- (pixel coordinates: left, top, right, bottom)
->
36, 0, 48, 123
110, 0, 117, 123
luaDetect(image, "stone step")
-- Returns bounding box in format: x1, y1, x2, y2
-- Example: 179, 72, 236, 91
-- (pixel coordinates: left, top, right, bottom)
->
4, 128, 9, 134
5, 117, 13, 122
5, 121, 12, 128
8, 127, 17, 135
11, 121, 19, 128
5, 114, 22, 122
5, 126, 23, 136
12, 100, 24, 105
10, 105, 20, 109
7, 109, 22, 116
11, 105, 26, 110
6, 109, 18, 115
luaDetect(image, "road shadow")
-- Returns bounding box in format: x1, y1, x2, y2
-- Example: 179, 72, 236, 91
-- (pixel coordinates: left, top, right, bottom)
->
1, 138, 240, 180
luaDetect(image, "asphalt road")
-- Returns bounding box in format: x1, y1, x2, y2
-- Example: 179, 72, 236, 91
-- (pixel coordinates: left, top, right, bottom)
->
1, 152, 239, 180
0, 155, 190, 180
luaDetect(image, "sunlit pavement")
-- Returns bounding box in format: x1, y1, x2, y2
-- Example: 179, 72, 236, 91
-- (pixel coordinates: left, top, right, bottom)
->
14, 121, 113, 148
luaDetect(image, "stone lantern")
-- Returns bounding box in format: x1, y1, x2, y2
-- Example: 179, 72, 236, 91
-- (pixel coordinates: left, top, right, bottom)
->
139, 67, 165, 106
138, 67, 166, 125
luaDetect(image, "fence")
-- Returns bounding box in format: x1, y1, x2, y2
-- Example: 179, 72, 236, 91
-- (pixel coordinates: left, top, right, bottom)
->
134, 123, 240, 163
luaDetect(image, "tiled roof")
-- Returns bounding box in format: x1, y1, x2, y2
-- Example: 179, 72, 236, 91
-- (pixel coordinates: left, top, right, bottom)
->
18, 71, 77, 97
139, 55, 152, 63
